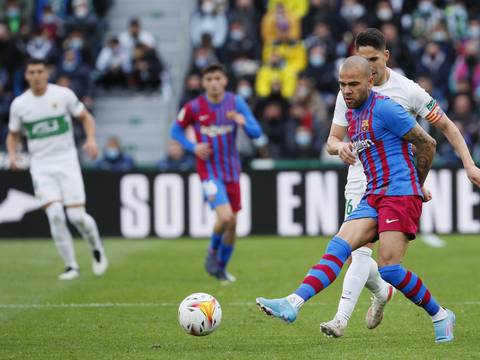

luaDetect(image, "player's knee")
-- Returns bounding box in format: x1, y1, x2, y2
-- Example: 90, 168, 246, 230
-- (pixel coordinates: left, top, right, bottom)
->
377, 253, 399, 267
226, 215, 237, 231
66, 207, 87, 227
218, 211, 234, 225
45, 202, 66, 225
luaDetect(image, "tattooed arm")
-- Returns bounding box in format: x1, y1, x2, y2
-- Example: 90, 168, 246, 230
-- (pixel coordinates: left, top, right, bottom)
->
402, 123, 437, 186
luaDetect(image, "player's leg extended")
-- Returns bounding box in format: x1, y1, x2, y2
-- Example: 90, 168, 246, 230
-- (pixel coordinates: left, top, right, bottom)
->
44, 201, 79, 280
65, 205, 108, 276
256, 217, 377, 323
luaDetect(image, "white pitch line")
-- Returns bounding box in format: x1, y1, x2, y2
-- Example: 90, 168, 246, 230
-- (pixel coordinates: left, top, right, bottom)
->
1, 301, 479, 309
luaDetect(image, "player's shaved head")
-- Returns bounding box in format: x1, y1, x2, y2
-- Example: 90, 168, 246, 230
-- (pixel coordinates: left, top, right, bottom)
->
340, 56, 371, 78
338, 56, 374, 109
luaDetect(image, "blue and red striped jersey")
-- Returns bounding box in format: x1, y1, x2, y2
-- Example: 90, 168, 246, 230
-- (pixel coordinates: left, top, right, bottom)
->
175, 92, 261, 182
346, 91, 422, 197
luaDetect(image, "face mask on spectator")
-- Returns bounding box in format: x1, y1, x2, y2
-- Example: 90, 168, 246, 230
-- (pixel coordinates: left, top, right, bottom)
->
418, 1, 433, 14
43, 14, 55, 24
231, 29, 245, 41
195, 56, 208, 68
296, 85, 309, 98
310, 54, 325, 67
74, 5, 89, 18
237, 85, 252, 99
6, 7, 20, 18
340, 4, 365, 21
33, 36, 46, 46
202, 1, 215, 14
431, 31, 447, 42
62, 59, 77, 71
69, 38, 84, 49
105, 148, 120, 160
470, 26, 480, 39
377, 8, 393, 21
295, 131, 312, 147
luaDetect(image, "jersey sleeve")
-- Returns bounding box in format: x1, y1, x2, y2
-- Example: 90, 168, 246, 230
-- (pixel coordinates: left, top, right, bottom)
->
408, 79, 444, 124
235, 95, 262, 138
8, 99, 22, 132
380, 98, 416, 138
332, 90, 348, 127
175, 102, 195, 129
64, 87, 85, 117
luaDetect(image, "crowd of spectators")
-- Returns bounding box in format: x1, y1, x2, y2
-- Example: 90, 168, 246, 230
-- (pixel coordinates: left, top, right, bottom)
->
178, 0, 480, 166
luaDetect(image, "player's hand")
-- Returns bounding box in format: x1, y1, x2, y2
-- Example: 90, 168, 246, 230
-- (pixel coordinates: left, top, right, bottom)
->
194, 143, 212, 160
230, 112, 246, 126
338, 142, 357, 165
8, 154, 21, 171
465, 165, 480, 188
83, 138, 99, 160
421, 186, 432, 202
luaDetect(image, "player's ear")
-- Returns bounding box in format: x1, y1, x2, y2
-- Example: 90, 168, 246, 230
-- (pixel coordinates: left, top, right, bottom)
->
384, 49, 390, 62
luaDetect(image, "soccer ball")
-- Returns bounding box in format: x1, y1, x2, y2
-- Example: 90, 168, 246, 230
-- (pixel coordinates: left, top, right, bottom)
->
178, 293, 222, 336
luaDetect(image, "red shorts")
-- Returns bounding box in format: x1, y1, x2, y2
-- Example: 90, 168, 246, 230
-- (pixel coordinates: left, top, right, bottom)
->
367, 194, 423, 240
226, 181, 242, 213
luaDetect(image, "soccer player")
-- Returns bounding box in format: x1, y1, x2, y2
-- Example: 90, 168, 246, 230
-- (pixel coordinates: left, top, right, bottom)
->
170, 63, 262, 283
7, 58, 108, 280
256, 56, 455, 343
320, 28, 480, 338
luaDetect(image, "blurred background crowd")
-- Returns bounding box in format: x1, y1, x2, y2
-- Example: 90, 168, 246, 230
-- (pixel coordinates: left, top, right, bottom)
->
1, 0, 480, 171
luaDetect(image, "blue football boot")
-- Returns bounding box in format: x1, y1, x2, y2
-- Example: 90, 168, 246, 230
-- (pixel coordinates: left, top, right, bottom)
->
434, 309, 455, 343
256, 297, 298, 323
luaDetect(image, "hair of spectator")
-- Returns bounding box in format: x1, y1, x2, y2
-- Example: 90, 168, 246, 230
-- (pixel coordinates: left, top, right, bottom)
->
130, 18, 140, 27
26, 58, 47, 67
355, 28, 386, 51
202, 63, 227, 77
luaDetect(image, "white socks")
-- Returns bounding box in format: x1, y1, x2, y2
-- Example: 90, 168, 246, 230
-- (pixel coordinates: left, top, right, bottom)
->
336, 246, 373, 323
365, 252, 390, 301
66, 207, 104, 252
286, 293, 304, 310
46, 202, 78, 269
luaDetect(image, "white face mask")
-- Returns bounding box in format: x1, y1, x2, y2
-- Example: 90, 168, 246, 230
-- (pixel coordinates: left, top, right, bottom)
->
237, 85, 252, 99
470, 26, 480, 39
295, 131, 312, 147
377, 8, 393, 21
418, 1, 433, 13
202, 1, 215, 14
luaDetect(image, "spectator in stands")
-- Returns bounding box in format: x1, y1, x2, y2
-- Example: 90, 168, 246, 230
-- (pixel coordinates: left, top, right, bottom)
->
304, 44, 336, 95
0, 22, 23, 92
225, 20, 259, 63
450, 40, 480, 96
267, 0, 309, 19
416, 41, 452, 96
55, 48, 93, 101
191, 44, 218, 73
2, 0, 26, 34
339, 0, 366, 25
262, 25, 307, 74
259, 100, 288, 158
285, 102, 323, 158
96, 137, 135, 172
236, 78, 255, 106
411, 0, 444, 41
381, 22, 414, 78
119, 18, 155, 58
292, 74, 328, 124
39, 4, 62, 40
261, 2, 300, 43
158, 140, 195, 172
445, 0, 469, 41
228, 0, 260, 44
131, 43, 164, 91
96, 37, 131, 89
26, 29, 56, 62
179, 72, 202, 107
0, 83, 12, 150
256, 52, 297, 99
190, 0, 228, 51
303, 20, 336, 59
64, 0, 100, 51
63, 30, 94, 67
301, 0, 347, 40
448, 94, 478, 141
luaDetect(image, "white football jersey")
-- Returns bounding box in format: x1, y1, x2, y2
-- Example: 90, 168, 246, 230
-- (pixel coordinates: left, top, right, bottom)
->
9, 84, 85, 166
332, 68, 443, 187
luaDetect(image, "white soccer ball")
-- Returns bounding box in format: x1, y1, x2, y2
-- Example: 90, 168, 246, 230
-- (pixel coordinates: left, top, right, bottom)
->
178, 293, 222, 336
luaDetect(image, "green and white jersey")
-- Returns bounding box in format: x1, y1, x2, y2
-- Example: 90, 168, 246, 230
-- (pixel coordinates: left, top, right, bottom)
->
9, 84, 85, 164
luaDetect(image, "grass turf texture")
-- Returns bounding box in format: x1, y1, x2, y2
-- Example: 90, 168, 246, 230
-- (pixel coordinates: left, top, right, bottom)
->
0, 235, 479, 359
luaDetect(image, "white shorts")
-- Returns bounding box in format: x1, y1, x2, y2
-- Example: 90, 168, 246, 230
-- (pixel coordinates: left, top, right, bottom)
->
344, 180, 366, 219
30, 162, 86, 206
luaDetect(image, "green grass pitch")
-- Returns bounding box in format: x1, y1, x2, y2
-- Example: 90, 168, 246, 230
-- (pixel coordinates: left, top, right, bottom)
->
1, 235, 479, 359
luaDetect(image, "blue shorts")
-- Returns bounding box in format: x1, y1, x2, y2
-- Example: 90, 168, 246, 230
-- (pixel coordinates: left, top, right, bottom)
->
201, 178, 242, 212
345, 196, 378, 222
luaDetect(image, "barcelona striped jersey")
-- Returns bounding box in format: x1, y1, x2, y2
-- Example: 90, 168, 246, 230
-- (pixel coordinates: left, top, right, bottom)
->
175, 92, 262, 182
346, 91, 422, 197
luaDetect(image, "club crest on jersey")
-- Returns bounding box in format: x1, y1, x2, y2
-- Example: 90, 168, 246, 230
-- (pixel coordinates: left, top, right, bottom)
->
361, 119, 369, 132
